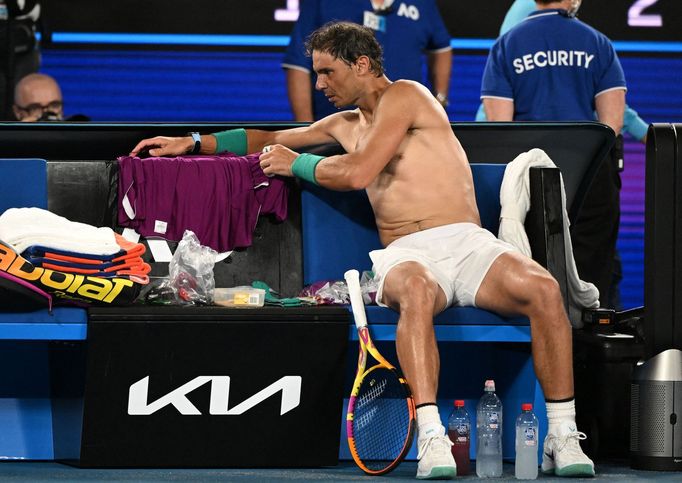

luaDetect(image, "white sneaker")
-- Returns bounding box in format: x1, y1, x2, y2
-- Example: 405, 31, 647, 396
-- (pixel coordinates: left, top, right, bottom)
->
416, 435, 456, 480
542, 421, 595, 477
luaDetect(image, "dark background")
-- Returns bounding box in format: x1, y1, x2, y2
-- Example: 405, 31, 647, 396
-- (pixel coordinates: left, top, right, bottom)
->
26, 1, 682, 310
41, 0, 681, 42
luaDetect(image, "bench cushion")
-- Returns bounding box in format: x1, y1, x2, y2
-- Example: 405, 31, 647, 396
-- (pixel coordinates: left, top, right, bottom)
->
0, 307, 88, 340
362, 305, 528, 326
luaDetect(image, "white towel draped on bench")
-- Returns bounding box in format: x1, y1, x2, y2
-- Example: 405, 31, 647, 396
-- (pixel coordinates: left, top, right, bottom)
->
498, 148, 599, 328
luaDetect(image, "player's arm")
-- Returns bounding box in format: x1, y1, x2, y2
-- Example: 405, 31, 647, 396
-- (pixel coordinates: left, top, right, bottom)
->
315, 83, 414, 189
129, 117, 339, 157
260, 82, 418, 190
595, 88, 626, 135
482, 97, 514, 121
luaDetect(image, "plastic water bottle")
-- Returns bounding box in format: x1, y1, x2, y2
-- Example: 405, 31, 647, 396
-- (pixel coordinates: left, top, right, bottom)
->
476, 379, 503, 477
515, 403, 539, 480
448, 399, 471, 475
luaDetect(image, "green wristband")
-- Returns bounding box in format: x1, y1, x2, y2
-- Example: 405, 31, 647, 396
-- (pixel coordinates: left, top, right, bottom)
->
291, 153, 324, 185
213, 128, 247, 155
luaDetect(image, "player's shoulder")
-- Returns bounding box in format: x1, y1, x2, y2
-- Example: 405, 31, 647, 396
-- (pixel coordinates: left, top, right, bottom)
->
385, 80, 431, 98
377, 81, 436, 119
315, 108, 361, 130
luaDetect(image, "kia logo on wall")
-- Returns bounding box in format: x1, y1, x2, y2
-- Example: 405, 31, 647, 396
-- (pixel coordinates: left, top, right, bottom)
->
128, 375, 302, 416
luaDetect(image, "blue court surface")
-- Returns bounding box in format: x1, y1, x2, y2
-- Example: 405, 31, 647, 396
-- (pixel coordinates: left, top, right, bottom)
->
0, 460, 679, 481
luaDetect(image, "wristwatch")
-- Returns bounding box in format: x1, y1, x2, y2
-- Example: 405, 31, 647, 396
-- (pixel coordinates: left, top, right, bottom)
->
435, 92, 449, 108
189, 132, 202, 154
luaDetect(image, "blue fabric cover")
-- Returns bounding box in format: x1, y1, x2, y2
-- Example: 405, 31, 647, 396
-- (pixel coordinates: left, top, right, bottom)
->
0, 159, 47, 214
0, 159, 88, 339
0, 307, 87, 324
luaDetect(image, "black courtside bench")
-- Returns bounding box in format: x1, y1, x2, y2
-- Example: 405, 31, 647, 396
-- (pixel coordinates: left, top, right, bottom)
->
0, 121, 614, 465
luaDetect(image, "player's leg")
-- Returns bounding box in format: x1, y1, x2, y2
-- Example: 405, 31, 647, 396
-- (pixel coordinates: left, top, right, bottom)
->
475, 251, 595, 477
381, 261, 455, 480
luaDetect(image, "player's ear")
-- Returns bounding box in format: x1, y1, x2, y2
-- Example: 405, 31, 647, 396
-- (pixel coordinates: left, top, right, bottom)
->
354, 56, 371, 75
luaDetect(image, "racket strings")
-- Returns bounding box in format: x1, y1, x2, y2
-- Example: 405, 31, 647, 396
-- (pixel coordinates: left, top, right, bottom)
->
352, 368, 412, 470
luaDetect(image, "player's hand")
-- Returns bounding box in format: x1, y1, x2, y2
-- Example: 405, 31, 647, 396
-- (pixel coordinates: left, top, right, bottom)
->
259, 144, 299, 177
129, 136, 194, 157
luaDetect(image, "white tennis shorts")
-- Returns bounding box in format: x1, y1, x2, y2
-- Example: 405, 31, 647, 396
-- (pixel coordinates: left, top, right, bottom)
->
369, 222, 517, 308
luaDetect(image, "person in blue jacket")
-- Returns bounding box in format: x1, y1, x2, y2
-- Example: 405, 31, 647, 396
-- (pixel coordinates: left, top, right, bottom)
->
476, 0, 648, 143
282, 0, 452, 121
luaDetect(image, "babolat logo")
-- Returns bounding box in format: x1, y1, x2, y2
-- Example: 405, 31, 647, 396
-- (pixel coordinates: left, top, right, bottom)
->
0, 241, 134, 304
128, 375, 302, 416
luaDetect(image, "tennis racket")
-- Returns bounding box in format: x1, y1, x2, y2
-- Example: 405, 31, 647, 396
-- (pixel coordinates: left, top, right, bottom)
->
344, 269, 416, 475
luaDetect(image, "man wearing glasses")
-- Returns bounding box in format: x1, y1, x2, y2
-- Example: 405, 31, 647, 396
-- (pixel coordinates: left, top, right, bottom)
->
12, 73, 63, 122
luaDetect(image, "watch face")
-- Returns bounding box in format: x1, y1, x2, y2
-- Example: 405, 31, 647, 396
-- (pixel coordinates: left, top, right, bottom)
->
190, 132, 201, 153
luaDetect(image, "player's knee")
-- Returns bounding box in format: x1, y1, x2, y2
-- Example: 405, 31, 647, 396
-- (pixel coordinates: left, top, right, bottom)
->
396, 269, 438, 307
526, 271, 562, 312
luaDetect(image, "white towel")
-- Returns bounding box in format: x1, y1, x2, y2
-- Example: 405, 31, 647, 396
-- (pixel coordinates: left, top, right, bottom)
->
0, 207, 120, 255
498, 148, 599, 328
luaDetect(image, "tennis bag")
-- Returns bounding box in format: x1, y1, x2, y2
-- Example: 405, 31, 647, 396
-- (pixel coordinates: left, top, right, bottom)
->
0, 239, 142, 309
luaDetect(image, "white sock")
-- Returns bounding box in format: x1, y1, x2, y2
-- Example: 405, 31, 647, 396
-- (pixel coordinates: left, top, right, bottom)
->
417, 405, 444, 441
546, 399, 576, 435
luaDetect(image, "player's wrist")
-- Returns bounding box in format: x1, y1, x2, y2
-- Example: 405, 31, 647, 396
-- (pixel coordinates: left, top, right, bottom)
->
213, 128, 247, 155
187, 132, 202, 154
291, 153, 324, 185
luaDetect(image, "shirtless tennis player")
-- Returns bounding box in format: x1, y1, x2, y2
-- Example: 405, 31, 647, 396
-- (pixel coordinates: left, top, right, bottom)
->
131, 21, 594, 480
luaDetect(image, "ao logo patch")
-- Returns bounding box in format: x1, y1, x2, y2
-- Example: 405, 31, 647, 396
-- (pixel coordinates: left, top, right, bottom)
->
397, 3, 420, 21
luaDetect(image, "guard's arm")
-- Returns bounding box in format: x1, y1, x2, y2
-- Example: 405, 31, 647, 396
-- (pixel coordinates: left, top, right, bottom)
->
286, 68, 314, 122
482, 97, 514, 121
427, 49, 452, 108
595, 88, 626, 135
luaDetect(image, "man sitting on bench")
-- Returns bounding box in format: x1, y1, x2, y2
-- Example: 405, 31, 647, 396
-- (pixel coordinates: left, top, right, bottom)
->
131, 21, 595, 479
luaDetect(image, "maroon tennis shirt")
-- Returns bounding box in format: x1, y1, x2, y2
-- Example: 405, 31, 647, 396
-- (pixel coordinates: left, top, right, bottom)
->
117, 154, 288, 252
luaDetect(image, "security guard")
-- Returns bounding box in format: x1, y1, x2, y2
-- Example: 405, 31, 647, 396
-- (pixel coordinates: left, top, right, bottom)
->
480, 0, 626, 308
282, 0, 452, 121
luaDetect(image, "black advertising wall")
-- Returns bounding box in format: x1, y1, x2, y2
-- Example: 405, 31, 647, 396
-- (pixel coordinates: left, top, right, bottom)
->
51, 307, 350, 467
41, 0, 681, 42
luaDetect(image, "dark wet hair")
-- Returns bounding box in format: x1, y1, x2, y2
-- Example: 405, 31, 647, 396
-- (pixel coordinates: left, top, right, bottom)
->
305, 21, 385, 77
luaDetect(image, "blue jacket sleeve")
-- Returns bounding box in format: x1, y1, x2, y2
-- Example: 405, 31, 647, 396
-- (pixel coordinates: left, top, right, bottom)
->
499, 0, 536, 36
623, 104, 649, 141
481, 39, 514, 100
282, 0, 320, 72
594, 37, 627, 95
425, 0, 451, 51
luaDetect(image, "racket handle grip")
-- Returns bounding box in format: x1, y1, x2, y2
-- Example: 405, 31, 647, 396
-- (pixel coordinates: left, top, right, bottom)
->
344, 269, 368, 329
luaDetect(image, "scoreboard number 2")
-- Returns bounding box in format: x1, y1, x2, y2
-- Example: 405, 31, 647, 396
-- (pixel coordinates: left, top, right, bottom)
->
628, 0, 662, 27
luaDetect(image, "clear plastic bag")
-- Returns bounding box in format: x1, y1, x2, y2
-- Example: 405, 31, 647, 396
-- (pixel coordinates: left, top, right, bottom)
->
167, 230, 217, 305
134, 230, 216, 306
299, 270, 377, 305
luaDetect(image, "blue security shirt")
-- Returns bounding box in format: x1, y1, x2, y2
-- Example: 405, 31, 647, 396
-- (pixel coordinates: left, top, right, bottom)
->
282, 0, 451, 119
480, 9, 626, 122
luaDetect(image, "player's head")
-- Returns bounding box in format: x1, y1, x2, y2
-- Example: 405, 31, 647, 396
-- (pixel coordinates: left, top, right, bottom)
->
536, 0, 582, 16
305, 21, 385, 77
567, 0, 582, 16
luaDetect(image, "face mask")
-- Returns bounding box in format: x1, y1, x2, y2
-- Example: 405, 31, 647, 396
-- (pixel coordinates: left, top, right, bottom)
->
567, 0, 582, 17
